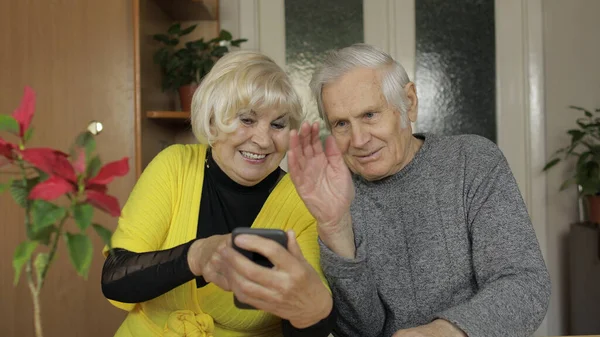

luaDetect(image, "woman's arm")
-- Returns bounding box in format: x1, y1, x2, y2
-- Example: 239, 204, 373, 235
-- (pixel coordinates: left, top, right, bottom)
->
101, 242, 195, 303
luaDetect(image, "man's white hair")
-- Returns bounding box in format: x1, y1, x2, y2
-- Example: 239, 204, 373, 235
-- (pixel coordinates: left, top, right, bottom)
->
310, 43, 411, 128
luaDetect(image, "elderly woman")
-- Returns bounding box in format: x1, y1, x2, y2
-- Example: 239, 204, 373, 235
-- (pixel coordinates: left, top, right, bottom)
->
101, 50, 334, 337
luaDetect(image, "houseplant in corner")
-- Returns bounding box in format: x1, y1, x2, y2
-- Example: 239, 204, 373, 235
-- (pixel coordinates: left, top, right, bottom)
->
153, 23, 247, 112
0, 87, 130, 337
543, 105, 600, 223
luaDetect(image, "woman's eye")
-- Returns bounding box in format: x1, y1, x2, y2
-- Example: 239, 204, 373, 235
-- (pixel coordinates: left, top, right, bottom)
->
240, 118, 254, 125
271, 122, 286, 129
335, 121, 347, 128
365, 112, 375, 119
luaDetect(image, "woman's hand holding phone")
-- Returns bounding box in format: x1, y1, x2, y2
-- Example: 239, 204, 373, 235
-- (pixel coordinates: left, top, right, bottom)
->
187, 234, 231, 277
202, 229, 333, 329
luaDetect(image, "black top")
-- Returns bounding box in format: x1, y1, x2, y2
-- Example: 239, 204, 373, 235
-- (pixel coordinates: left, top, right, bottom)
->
101, 149, 335, 336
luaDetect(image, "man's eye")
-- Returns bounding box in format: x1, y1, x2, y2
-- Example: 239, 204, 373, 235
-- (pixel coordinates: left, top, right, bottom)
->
335, 121, 347, 128
365, 112, 375, 118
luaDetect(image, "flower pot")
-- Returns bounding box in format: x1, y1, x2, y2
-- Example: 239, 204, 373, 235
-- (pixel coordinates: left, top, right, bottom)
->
178, 84, 199, 112
586, 195, 600, 224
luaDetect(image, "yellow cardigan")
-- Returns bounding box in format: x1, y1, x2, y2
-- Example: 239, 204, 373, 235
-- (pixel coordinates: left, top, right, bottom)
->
104, 144, 327, 337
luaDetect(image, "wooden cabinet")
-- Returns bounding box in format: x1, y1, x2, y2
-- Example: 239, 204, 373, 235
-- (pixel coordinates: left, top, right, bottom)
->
133, 0, 219, 176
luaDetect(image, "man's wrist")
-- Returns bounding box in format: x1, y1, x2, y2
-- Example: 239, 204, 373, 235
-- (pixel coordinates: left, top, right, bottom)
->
318, 212, 356, 258
430, 319, 467, 337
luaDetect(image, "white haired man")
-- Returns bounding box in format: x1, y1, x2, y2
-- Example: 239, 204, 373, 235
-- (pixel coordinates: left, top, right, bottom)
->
287, 43, 551, 337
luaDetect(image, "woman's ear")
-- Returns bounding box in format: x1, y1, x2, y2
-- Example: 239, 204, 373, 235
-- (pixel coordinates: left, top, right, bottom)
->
404, 82, 418, 122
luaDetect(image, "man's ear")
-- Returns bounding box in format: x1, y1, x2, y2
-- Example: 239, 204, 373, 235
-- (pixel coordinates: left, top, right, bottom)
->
404, 82, 418, 122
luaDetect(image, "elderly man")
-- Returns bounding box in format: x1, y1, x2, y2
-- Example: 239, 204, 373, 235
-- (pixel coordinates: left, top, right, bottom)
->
287, 43, 551, 337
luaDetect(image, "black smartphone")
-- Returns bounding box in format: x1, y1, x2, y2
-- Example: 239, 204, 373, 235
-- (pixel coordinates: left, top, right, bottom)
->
231, 227, 288, 309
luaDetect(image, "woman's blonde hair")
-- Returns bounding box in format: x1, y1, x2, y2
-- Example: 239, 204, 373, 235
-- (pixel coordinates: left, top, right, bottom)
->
191, 50, 303, 144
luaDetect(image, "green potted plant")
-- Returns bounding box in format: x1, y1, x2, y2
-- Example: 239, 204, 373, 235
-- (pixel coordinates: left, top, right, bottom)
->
543, 105, 600, 223
0, 87, 130, 337
153, 23, 247, 112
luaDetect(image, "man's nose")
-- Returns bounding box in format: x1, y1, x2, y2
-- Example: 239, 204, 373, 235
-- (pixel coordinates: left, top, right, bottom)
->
351, 124, 371, 148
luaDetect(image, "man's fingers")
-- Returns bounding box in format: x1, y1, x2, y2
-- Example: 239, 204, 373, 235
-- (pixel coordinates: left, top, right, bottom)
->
311, 122, 324, 155
289, 129, 306, 171
299, 122, 314, 158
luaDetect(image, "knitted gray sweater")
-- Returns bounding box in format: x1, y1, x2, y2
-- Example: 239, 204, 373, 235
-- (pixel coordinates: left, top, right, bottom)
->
320, 133, 551, 337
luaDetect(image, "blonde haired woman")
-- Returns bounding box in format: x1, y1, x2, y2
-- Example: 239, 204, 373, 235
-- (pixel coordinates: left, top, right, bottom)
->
101, 50, 334, 337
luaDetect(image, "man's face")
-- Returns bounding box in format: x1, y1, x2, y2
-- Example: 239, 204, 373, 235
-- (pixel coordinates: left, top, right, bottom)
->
322, 67, 419, 181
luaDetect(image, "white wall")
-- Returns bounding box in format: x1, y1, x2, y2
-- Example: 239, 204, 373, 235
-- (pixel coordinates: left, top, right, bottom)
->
543, 0, 600, 335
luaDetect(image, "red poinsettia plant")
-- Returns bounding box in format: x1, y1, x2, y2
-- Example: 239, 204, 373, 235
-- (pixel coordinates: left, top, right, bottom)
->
0, 87, 129, 337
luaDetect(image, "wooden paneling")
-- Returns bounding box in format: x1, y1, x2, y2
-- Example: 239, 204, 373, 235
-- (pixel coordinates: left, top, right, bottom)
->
0, 0, 135, 335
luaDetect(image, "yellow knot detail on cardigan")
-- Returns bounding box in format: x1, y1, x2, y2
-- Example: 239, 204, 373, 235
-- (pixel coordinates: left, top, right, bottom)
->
163, 310, 215, 337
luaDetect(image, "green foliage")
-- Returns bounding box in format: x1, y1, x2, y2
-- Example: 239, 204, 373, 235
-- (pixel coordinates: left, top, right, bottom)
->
0, 115, 19, 133
13, 241, 38, 285
153, 23, 247, 92
73, 204, 94, 231
544, 105, 600, 196
92, 224, 113, 251
64, 232, 93, 278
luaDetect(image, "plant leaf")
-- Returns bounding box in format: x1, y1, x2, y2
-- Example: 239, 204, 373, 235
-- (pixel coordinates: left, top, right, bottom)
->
542, 158, 561, 171
28, 176, 75, 201
12, 86, 36, 137
73, 204, 94, 231
23, 127, 35, 143
179, 24, 197, 36
153, 34, 171, 44
230, 38, 248, 47
87, 157, 129, 185
92, 224, 113, 251
211, 46, 228, 58
20, 147, 76, 182
569, 105, 593, 117
10, 178, 38, 208
86, 190, 122, 217
34, 168, 49, 182
31, 200, 66, 233
219, 29, 233, 41
567, 129, 585, 143
168, 23, 181, 35
64, 232, 93, 279
86, 155, 102, 179
29, 225, 56, 245
0, 115, 19, 134
13, 241, 38, 285
74, 131, 96, 160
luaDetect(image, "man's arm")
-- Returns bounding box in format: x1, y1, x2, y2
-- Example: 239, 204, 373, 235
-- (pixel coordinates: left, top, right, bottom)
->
434, 152, 551, 337
319, 214, 386, 337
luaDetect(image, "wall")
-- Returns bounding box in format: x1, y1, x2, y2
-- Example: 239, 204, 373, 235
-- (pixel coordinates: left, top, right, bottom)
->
0, 0, 135, 335
543, 0, 600, 334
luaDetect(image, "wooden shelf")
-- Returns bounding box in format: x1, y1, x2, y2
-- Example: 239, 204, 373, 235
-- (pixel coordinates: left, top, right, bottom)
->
146, 111, 190, 120
152, 0, 217, 21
